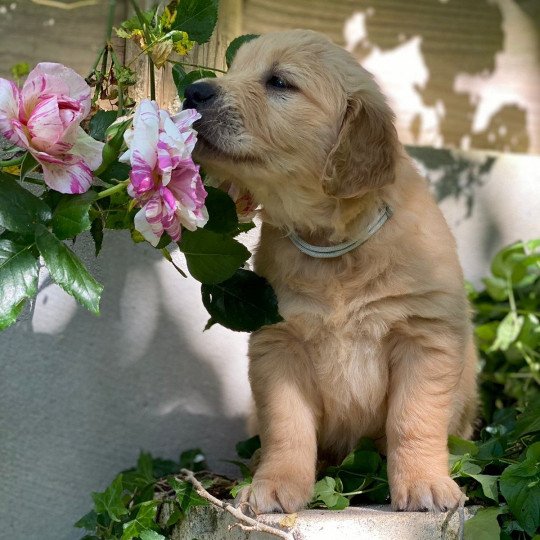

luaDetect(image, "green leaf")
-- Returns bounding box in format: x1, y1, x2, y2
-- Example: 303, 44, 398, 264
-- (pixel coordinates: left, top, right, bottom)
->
179, 448, 207, 472
171, 0, 218, 44
490, 312, 524, 352
467, 474, 499, 502
464, 507, 505, 540
173, 66, 216, 99
140, 531, 165, 540
340, 450, 381, 474
169, 477, 209, 512
513, 397, 540, 438
97, 161, 130, 183
90, 217, 104, 257
179, 228, 249, 284
20, 152, 38, 181
165, 509, 183, 527
51, 192, 97, 240
201, 269, 283, 332
136, 452, 155, 482
230, 478, 252, 498
500, 442, 540, 535
91, 474, 128, 522
482, 276, 509, 301
35, 225, 103, 314
89, 110, 118, 142
236, 435, 261, 459
312, 477, 349, 510
203, 186, 238, 234
121, 501, 157, 540
0, 172, 51, 234
225, 34, 259, 67
0, 239, 39, 330
74, 510, 98, 530
448, 435, 479, 456
94, 119, 131, 176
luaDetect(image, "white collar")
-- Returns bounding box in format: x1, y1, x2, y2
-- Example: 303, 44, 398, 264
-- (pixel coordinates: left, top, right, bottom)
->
288, 203, 393, 259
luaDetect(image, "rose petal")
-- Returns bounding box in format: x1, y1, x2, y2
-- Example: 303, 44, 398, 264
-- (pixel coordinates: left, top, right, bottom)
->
21, 63, 91, 121
129, 99, 159, 170
0, 78, 21, 145
41, 158, 93, 194
134, 202, 163, 246
71, 127, 105, 171
26, 95, 63, 151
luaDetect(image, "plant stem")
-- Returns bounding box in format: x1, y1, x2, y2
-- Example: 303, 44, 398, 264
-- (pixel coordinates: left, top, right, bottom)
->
96, 179, 129, 200
167, 59, 227, 74
0, 155, 25, 167
149, 58, 156, 101
104, 0, 116, 42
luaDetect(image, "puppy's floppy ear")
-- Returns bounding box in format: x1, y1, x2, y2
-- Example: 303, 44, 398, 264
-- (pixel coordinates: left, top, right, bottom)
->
322, 92, 399, 198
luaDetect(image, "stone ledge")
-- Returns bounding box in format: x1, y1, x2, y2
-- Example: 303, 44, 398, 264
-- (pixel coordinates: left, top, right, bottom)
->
172, 504, 477, 539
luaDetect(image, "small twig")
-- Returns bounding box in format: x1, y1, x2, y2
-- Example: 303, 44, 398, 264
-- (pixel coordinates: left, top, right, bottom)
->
179, 469, 294, 540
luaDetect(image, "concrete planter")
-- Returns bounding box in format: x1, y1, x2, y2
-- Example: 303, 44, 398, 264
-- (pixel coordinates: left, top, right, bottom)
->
172, 504, 476, 539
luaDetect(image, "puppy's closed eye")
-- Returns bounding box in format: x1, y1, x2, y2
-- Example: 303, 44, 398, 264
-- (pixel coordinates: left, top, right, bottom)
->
266, 74, 296, 91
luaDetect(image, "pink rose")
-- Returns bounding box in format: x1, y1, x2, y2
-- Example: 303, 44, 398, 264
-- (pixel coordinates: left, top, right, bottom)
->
0, 63, 104, 193
119, 99, 208, 246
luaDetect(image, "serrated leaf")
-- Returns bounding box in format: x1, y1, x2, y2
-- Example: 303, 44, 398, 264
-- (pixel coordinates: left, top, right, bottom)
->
201, 269, 282, 332
19, 152, 38, 181
35, 225, 103, 314
0, 172, 51, 234
0, 239, 39, 330
203, 186, 238, 234
467, 474, 499, 502
91, 474, 128, 522
179, 228, 249, 284
173, 66, 216, 99
89, 110, 117, 142
171, 0, 218, 44
225, 34, 259, 67
51, 192, 97, 240
464, 506, 504, 540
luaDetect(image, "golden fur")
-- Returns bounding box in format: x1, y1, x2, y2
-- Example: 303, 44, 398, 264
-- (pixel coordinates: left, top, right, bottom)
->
192, 29, 478, 513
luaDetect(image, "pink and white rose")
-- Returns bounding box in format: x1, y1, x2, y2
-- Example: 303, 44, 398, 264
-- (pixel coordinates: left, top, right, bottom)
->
0, 63, 104, 194
120, 99, 208, 246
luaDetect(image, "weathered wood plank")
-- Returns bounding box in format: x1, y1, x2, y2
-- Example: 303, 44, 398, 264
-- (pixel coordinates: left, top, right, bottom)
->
243, 0, 540, 155
0, 0, 128, 79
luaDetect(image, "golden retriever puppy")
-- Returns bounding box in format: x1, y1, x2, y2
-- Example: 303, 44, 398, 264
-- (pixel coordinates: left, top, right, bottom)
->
184, 29, 478, 514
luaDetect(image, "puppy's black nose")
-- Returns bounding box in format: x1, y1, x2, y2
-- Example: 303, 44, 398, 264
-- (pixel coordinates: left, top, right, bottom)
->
183, 82, 217, 110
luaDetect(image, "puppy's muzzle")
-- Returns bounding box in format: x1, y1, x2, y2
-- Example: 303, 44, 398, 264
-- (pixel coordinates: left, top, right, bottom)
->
183, 82, 218, 111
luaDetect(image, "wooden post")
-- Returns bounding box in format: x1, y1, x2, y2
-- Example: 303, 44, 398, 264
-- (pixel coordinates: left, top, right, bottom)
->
125, 0, 242, 112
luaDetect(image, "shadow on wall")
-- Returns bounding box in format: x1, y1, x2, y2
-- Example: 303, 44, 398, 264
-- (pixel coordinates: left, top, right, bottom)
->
1, 231, 249, 540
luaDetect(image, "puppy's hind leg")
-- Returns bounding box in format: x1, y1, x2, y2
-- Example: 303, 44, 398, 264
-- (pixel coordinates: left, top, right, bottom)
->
238, 325, 319, 514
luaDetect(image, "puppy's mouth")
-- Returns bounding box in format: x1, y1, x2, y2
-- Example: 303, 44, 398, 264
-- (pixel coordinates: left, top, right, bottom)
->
194, 131, 261, 164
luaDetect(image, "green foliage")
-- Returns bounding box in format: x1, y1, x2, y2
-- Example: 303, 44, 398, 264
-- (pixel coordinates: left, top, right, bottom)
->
469, 239, 540, 419
20, 152, 38, 181
0, 239, 39, 329
201, 269, 283, 332
89, 111, 118, 143
203, 186, 239, 234
51, 192, 97, 240
35, 225, 103, 314
170, 0, 219, 44
225, 34, 259, 68
172, 65, 216, 99
76, 451, 214, 539
10, 61, 30, 81
178, 228, 250, 284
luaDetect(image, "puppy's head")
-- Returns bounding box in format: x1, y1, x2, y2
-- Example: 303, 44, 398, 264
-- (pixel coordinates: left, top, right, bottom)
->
186, 30, 398, 226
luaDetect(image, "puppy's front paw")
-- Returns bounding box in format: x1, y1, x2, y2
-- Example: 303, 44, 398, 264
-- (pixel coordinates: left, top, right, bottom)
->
391, 475, 465, 512
236, 474, 312, 514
